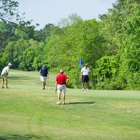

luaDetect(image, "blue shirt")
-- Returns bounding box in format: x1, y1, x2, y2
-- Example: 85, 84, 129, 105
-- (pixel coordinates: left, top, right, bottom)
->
39, 68, 48, 76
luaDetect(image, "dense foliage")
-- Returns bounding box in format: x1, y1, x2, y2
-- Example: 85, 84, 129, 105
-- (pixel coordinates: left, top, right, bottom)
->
0, 0, 140, 90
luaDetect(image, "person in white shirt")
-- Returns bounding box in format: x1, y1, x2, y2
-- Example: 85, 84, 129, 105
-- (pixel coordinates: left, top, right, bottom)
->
1, 63, 12, 89
81, 64, 90, 90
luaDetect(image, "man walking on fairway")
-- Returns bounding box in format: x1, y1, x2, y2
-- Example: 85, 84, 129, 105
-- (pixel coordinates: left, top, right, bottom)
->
81, 64, 90, 90
39, 65, 49, 90
55, 70, 69, 105
1, 63, 12, 89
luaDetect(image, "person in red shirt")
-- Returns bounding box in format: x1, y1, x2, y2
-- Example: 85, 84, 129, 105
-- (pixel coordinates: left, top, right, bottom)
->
55, 70, 69, 105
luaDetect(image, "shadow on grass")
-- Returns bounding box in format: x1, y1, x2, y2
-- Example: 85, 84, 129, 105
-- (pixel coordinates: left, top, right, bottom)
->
0, 134, 50, 140
68, 101, 95, 105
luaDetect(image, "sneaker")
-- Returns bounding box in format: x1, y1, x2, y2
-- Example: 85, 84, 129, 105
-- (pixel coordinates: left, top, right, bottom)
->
2, 87, 4, 89
86, 88, 89, 91
57, 101, 60, 105
63, 102, 66, 105
82, 88, 84, 91
6, 87, 9, 89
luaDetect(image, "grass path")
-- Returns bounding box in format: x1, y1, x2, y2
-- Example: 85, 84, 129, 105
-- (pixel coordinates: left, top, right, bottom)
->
0, 70, 140, 140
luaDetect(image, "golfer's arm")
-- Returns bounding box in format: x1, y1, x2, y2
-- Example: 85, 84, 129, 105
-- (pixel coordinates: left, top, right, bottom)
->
81, 72, 83, 78
88, 69, 90, 75
66, 79, 69, 85
55, 82, 57, 91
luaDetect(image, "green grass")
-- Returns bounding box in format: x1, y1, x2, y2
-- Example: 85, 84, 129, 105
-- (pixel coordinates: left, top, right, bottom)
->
0, 69, 140, 140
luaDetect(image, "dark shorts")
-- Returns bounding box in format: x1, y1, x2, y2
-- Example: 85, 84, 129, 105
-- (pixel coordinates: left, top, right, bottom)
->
82, 75, 89, 83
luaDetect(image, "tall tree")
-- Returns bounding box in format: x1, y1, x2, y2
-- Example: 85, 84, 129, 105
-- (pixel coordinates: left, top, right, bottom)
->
0, 0, 32, 70
34, 23, 54, 42
96, 0, 140, 90
0, 0, 31, 28
45, 17, 105, 88
0, 21, 19, 51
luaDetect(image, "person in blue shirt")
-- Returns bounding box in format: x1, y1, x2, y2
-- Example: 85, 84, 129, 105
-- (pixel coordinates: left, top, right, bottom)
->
39, 65, 49, 90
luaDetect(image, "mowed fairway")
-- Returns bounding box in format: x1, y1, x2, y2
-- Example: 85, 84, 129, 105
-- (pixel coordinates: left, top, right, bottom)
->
0, 70, 140, 140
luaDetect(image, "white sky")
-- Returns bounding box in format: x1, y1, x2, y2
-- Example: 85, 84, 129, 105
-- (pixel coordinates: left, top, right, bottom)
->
17, 0, 116, 29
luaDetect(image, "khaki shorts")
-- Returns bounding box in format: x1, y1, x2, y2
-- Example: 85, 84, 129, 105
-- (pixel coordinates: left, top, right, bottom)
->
40, 76, 47, 82
57, 84, 66, 94
1, 74, 8, 81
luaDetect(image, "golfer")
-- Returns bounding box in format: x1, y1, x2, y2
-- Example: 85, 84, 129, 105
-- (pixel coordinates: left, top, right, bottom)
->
1, 63, 12, 89
81, 64, 90, 90
39, 65, 49, 90
55, 70, 69, 105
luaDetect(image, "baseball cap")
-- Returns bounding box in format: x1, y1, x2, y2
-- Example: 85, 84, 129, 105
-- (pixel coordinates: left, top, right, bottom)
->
60, 70, 64, 73
8, 63, 12, 66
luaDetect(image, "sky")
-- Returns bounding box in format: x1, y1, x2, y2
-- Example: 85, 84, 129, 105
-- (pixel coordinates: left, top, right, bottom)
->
17, 0, 116, 29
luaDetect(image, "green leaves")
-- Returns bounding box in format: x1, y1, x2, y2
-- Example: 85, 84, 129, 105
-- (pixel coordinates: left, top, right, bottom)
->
1, 0, 140, 90
97, 0, 140, 89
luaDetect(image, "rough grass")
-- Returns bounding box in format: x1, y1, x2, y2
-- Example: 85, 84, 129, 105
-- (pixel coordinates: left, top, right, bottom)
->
0, 70, 140, 140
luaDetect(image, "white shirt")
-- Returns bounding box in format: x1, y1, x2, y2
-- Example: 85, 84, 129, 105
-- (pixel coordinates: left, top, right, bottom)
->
81, 67, 90, 75
1, 66, 10, 75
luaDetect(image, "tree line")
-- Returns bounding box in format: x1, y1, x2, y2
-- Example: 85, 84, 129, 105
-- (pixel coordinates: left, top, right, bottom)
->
0, 0, 140, 90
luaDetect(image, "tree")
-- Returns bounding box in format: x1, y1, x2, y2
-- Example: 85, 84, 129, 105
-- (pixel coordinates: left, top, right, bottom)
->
0, 0, 19, 22
0, 0, 31, 28
34, 23, 54, 42
97, 0, 140, 90
3, 38, 44, 71
44, 17, 105, 88
0, 0, 33, 70
121, 1, 140, 89
57, 13, 83, 28
0, 21, 19, 51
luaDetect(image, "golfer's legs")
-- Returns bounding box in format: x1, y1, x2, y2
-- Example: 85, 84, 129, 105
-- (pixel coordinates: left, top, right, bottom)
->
2, 75, 7, 87
2, 76, 4, 87
58, 93, 61, 101
44, 77, 47, 88
86, 82, 89, 88
82, 75, 86, 88
57, 90, 61, 101
41, 76, 47, 89
43, 81, 46, 88
6, 79, 8, 87
57, 85, 66, 102
82, 83, 84, 88
61, 85, 66, 102
62, 93, 65, 102
86, 76, 89, 89
42, 82, 44, 89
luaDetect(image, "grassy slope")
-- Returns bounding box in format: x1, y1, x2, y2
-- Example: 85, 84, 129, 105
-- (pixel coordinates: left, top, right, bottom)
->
0, 70, 140, 140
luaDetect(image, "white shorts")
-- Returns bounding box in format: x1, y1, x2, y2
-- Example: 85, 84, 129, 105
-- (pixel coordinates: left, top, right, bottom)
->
40, 76, 47, 82
57, 84, 66, 94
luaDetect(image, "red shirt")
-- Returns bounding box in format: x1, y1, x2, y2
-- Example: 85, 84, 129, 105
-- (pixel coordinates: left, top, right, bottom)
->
56, 73, 68, 84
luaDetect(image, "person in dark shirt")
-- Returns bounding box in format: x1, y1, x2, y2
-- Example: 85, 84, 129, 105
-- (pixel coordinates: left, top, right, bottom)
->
55, 70, 68, 105
39, 65, 49, 90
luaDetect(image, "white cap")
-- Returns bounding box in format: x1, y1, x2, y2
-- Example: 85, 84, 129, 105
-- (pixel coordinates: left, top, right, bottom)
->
60, 70, 64, 73
8, 63, 12, 66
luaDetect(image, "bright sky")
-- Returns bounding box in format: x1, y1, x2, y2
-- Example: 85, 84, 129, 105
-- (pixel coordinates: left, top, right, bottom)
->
17, 0, 116, 29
